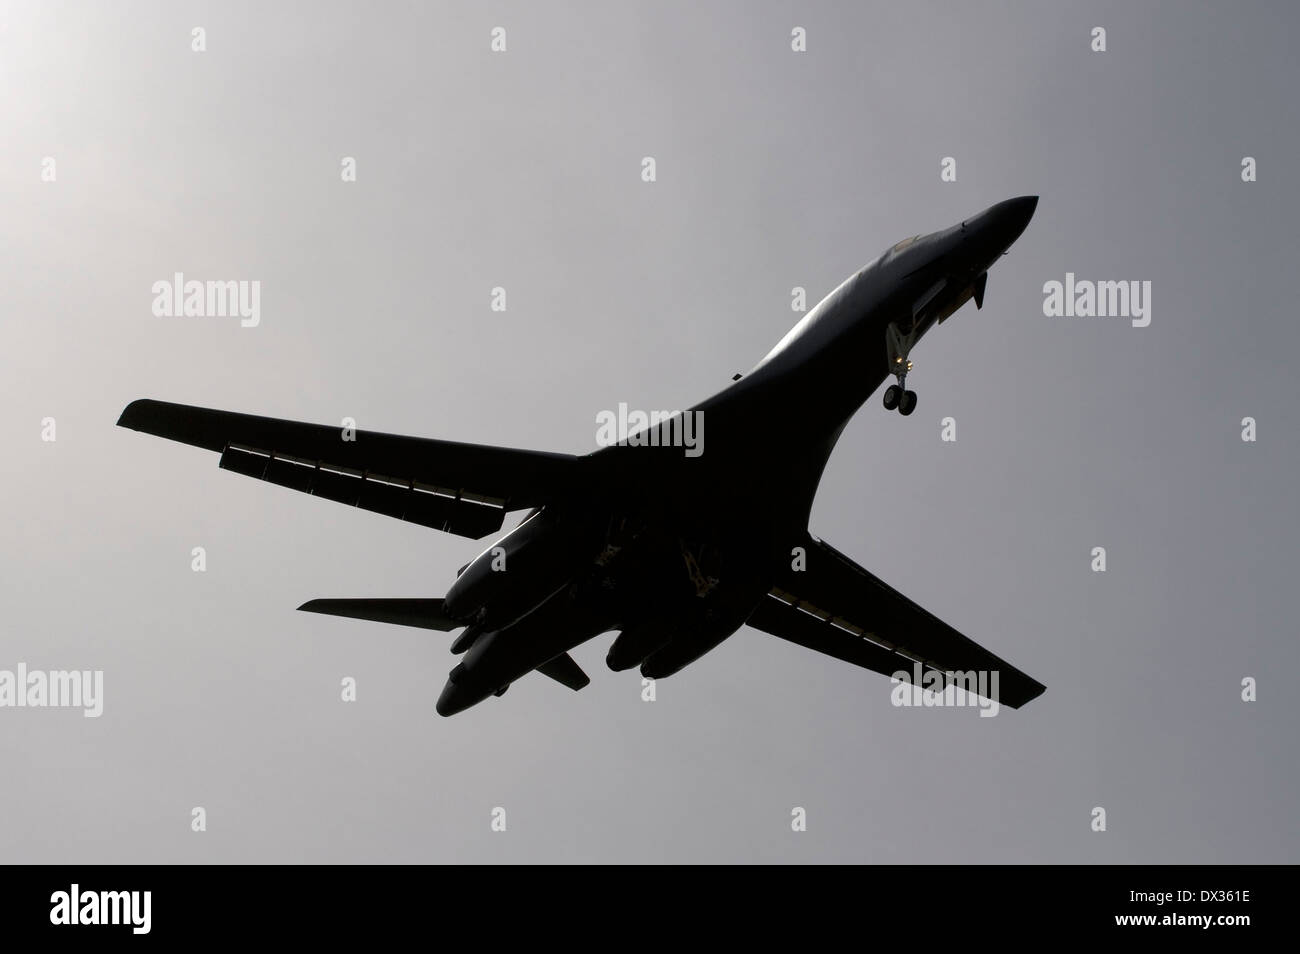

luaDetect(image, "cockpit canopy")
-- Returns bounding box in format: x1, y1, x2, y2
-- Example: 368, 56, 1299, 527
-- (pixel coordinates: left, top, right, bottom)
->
889, 235, 920, 255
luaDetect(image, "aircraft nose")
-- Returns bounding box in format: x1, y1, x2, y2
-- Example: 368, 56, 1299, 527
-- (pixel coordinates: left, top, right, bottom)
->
967, 195, 1038, 251
999, 194, 1038, 237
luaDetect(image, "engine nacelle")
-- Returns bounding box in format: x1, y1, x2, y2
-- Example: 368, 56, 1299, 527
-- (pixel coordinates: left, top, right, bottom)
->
443, 509, 594, 626
438, 582, 616, 716
639, 618, 740, 679
449, 623, 484, 655
636, 576, 769, 679
606, 623, 672, 672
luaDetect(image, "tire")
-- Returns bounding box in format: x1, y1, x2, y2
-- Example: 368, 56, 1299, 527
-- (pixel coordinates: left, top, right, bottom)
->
899, 390, 917, 416
883, 384, 902, 410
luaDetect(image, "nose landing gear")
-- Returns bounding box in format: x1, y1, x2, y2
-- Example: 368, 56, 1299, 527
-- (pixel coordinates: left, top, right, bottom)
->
883, 322, 918, 416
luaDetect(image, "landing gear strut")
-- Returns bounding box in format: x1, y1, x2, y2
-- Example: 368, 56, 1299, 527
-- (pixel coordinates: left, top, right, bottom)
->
883, 321, 918, 416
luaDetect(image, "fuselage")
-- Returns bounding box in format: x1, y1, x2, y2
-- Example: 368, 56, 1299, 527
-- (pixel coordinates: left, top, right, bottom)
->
435, 196, 1039, 715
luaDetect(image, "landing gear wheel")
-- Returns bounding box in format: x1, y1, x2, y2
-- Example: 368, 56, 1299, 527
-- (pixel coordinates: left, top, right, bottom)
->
883, 384, 902, 411
898, 390, 917, 416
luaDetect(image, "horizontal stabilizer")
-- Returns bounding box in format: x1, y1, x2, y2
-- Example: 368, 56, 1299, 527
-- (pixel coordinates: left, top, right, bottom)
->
535, 652, 590, 691
298, 598, 461, 632
973, 271, 987, 309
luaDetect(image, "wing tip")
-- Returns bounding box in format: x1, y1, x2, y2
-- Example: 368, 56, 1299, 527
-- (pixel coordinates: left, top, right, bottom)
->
117, 398, 157, 430
1003, 678, 1047, 709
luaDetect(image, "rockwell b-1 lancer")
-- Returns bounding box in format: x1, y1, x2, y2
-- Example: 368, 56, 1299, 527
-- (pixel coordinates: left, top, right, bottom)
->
118, 196, 1044, 716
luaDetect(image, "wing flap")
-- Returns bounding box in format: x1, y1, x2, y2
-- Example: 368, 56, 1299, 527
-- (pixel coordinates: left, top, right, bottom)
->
119, 399, 582, 539
751, 533, 1045, 708
747, 594, 904, 676
219, 444, 503, 537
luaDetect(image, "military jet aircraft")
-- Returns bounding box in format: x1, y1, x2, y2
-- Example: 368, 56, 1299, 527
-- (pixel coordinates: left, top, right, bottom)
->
118, 195, 1044, 716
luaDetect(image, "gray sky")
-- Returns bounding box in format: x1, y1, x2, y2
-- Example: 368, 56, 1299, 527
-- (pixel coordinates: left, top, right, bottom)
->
2, 0, 1297, 863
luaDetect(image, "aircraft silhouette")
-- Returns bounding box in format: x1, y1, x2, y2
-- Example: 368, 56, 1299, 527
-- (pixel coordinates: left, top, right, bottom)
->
118, 196, 1044, 716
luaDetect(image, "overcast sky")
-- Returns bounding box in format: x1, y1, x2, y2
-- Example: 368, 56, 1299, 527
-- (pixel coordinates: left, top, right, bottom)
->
2, 0, 1297, 863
